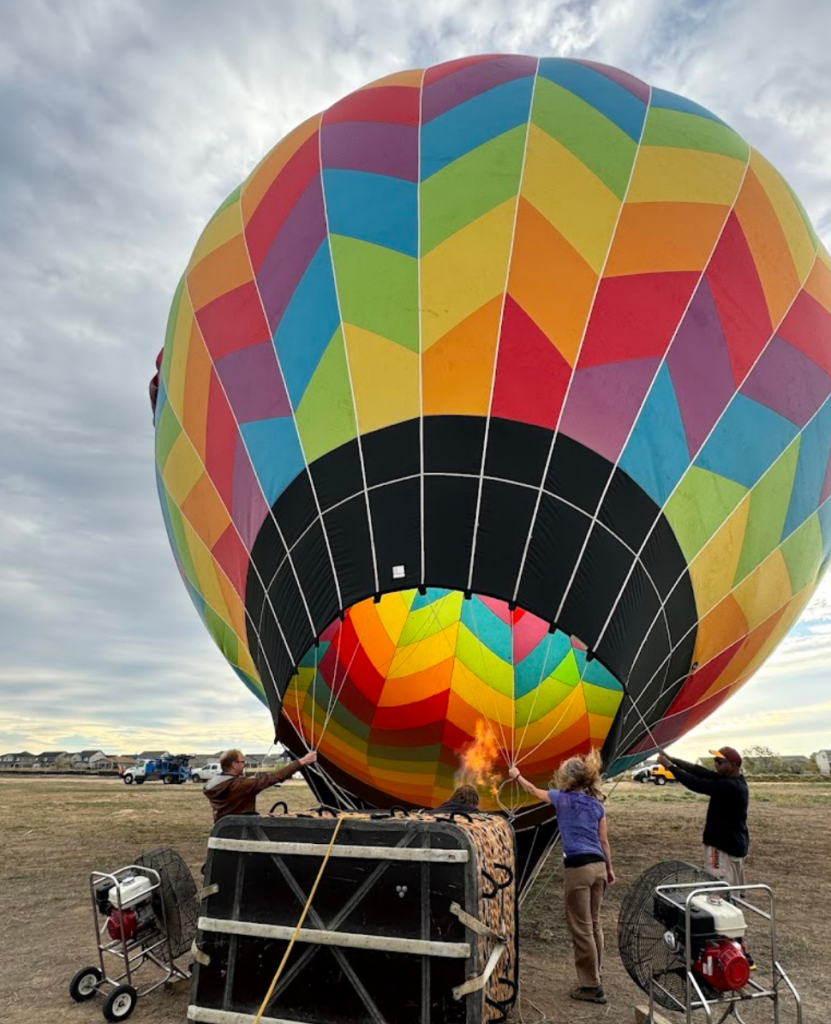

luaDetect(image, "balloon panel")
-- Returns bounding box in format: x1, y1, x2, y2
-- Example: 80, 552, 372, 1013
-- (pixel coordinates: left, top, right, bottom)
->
155, 55, 831, 803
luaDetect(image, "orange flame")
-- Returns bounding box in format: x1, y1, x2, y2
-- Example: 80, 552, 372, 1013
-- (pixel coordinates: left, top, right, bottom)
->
456, 720, 502, 797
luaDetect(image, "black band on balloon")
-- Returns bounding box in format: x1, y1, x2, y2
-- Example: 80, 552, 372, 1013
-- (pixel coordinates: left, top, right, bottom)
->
246, 416, 697, 766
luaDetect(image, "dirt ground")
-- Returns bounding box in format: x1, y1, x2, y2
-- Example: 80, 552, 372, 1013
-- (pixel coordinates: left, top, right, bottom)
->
0, 776, 826, 1024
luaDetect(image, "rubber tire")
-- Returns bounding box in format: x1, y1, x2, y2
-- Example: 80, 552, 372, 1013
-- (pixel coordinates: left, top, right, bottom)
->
638, 775, 648, 783
655, 775, 667, 786
123, 774, 133, 785
163, 774, 174, 785
69, 965, 101, 1001
134, 778, 144, 785
103, 984, 137, 1021
191, 775, 201, 783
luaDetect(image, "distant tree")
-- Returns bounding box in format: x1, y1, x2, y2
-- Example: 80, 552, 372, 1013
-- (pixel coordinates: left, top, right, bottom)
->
807, 753, 819, 774
742, 744, 784, 775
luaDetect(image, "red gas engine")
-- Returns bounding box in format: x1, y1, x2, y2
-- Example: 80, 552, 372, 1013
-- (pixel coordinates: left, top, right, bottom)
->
654, 887, 751, 993
96, 874, 159, 944
693, 936, 751, 992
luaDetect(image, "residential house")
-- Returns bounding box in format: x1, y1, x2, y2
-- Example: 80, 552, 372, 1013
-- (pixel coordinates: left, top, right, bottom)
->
262, 752, 292, 768
110, 756, 137, 771
56, 752, 82, 768
816, 749, 831, 775
88, 752, 116, 770
77, 750, 106, 768
0, 751, 37, 768
190, 753, 222, 769
33, 751, 67, 768
137, 750, 171, 761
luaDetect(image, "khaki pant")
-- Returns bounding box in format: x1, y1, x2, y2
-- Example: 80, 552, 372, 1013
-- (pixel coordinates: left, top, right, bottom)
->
704, 845, 746, 890
563, 861, 606, 988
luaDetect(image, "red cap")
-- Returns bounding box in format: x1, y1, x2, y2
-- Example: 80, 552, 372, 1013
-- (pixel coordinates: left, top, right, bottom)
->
709, 746, 742, 767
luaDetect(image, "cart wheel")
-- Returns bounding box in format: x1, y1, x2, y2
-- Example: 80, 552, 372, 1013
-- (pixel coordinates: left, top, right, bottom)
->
103, 984, 137, 1021
69, 965, 102, 1001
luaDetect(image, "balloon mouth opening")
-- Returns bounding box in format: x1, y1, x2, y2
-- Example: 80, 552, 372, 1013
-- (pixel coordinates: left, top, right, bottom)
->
276, 586, 625, 812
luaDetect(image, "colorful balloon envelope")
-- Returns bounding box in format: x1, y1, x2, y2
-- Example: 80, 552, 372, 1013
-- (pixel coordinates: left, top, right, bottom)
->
155, 55, 831, 874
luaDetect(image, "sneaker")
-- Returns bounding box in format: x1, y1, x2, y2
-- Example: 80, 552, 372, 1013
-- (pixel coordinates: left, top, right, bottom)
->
570, 985, 607, 1004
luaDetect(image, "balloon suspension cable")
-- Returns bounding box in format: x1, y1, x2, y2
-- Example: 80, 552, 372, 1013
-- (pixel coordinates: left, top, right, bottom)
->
511, 646, 593, 771
316, 596, 393, 748
278, 708, 359, 810
520, 833, 562, 913
417, 591, 513, 773
511, 630, 557, 767
466, 596, 512, 764
494, 777, 522, 820
619, 673, 663, 756
310, 641, 319, 751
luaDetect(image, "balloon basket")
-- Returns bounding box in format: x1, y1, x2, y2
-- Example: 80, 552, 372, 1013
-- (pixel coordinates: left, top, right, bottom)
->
188, 810, 517, 1023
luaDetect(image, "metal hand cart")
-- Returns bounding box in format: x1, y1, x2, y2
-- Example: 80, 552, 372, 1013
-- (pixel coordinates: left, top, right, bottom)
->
647, 881, 802, 1024
69, 864, 190, 1021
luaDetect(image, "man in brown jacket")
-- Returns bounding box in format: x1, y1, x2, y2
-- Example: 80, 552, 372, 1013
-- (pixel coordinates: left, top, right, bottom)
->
204, 747, 317, 822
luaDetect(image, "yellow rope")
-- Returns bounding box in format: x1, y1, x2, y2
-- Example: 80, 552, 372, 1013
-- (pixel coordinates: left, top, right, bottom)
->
252, 816, 343, 1024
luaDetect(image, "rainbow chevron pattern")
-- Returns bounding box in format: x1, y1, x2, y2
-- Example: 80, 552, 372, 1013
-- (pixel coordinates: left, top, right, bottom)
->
155, 55, 831, 803
283, 591, 622, 808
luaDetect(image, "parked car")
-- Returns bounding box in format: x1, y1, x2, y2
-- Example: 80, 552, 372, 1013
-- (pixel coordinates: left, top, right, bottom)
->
191, 762, 223, 783
631, 763, 676, 785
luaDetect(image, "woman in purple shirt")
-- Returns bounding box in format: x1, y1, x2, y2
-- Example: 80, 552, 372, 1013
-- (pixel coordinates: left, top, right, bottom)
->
510, 751, 614, 1004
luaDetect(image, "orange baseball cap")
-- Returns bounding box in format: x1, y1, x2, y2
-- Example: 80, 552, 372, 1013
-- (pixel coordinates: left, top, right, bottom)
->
709, 747, 742, 767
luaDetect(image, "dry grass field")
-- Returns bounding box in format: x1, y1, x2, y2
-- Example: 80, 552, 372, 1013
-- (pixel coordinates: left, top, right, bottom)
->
0, 775, 827, 1023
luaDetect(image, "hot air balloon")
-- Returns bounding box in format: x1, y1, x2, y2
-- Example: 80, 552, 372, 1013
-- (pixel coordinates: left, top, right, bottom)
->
154, 55, 831, 886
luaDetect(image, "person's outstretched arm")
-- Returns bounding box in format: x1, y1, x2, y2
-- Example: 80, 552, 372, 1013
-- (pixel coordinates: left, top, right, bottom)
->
246, 750, 318, 794
660, 756, 720, 795
660, 752, 717, 779
508, 767, 550, 804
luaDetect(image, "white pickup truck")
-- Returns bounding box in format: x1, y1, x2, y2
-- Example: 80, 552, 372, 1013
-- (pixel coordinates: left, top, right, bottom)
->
190, 762, 223, 783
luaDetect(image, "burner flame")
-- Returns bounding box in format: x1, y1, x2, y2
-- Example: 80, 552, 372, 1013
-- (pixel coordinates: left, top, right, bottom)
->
456, 719, 502, 795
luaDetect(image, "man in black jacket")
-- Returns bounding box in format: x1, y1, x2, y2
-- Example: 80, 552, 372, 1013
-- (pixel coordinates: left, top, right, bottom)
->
657, 746, 749, 887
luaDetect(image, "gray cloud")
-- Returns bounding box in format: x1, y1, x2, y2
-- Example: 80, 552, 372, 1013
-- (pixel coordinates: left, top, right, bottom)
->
2, 0, 830, 754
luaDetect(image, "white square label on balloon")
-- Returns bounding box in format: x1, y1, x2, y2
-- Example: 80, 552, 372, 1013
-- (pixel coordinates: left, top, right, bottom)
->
392, 565, 406, 579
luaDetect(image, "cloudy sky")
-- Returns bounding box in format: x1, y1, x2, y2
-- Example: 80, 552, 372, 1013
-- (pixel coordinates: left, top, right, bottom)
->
2, 0, 830, 761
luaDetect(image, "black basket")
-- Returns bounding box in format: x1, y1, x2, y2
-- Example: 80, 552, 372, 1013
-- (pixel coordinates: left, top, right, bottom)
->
190, 812, 517, 1024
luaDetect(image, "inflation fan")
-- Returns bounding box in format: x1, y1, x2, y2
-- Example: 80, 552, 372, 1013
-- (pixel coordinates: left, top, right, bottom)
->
68, 846, 198, 1021
618, 861, 802, 1023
